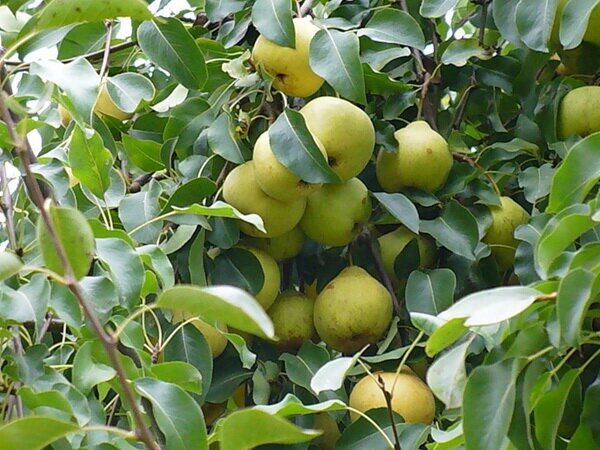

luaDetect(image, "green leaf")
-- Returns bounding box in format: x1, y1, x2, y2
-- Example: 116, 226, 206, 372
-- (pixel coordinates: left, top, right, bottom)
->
548, 133, 600, 213
310, 352, 364, 395
173, 202, 266, 233
106, 73, 155, 114
122, 135, 165, 172
518, 163, 555, 204
207, 113, 248, 164
37, 205, 95, 280
536, 203, 597, 278
0, 252, 22, 281
251, 0, 295, 48
119, 187, 162, 244
217, 409, 320, 450
515, 0, 559, 52
211, 248, 265, 295
534, 370, 580, 450
425, 318, 468, 357
358, 9, 425, 49
493, 0, 523, 44
137, 18, 208, 90
69, 127, 113, 198
254, 394, 346, 416
559, 0, 600, 49
152, 362, 203, 394
440, 286, 541, 326
72, 341, 116, 394
35, 0, 151, 31
310, 28, 366, 104
373, 192, 420, 233
441, 39, 488, 67
557, 268, 598, 347
135, 378, 207, 450
406, 269, 456, 315
420, 0, 461, 18
206, 0, 247, 22
0, 285, 36, 323
463, 359, 519, 450
156, 285, 275, 339
281, 342, 331, 393
269, 108, 340, 184
161, 178, 217, 215
163, 98, 215, 149
0, 417, 78, 450
420, 201, 479, 261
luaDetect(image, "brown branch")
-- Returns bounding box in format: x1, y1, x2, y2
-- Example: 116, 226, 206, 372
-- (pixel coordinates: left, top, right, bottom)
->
0, 77, 159, 450
0, 164, 19, 253
99, 21, 114, 80
129, 173, 154, 193
378, 374, 402, 450
451, 76, 477, 130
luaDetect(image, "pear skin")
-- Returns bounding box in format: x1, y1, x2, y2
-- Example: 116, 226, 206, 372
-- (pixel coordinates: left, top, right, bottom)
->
244, 226, 305, 262
268, 291, 315, 351
558, 86, 600, 139
237, 245, 281, 310
95, 85, 133, 121
171, 312, 228, 359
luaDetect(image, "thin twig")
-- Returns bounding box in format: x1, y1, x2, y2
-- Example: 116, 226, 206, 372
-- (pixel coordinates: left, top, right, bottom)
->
0, 78, 159, 450
0, 164, 18, 253
478, 0, 489, 46
378, 374, 402, 450
99, 21, 114, 80
451, 76, 477, 130
129, 173, 154, 193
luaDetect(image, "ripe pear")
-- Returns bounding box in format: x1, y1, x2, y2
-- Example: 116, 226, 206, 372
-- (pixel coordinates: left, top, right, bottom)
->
244, 226, 305, 262
252, 130, 327, 202
557, 86, 600, 139
313, 266, 392, 353
378, 227, 437, 287
58, 104, 72, 127
376, 121, 452, 193
312, 413, 341, 450
223, 162, 306, 238
300, 97, 375, 180
268, 291, 315, 351
349, 370, 436, 424
172, 311, 228, 358
300, 177, 371, 247
483, 196, 529, 271
237, 245, 281, 310
95, 84, 133, 121
251, 18, 324, 98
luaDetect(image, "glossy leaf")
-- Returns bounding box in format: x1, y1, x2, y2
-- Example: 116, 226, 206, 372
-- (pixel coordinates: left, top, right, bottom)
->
122, 135, 165, 172
559, 0, 600, 49
105, 73, 155, 114
425, 318, 468, 357
441, 39, 487, 67
374, 192, 420, 233
251, 0, 295, 48
0, 252, 22, 281
69, 127, 112, 198
0, 417, 78, 450
406, 269, 456, 315
207, 113, 248, 164
420, 0, 461, 18
311, 352, 363, 394
557, 268, 598, 347
516, 0, 559, 52
358, 9, 425, 49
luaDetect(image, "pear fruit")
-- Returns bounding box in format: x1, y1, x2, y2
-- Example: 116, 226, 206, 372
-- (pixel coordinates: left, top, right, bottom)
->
172, 312, 228, 359
378, 227, 437, 287
376, 121, 452, 193
312, 413, 341, 450
58, 104, 72, 127
268, 291, 315, 351
95, 84, 133, 121
483, 196, 529, 271
237, 246, 281, 310
349, 370, 436, 424
251, 18, 324, 98
557, 86, 600, 139
244, 226, 305, 262
223, 162, 306, 238
300, 177, 371, 247
252, 130, 327, 202
300, 97, 375, 180
313, 266, 392, 353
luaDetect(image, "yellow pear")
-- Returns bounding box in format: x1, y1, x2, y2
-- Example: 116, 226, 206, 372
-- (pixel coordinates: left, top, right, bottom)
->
300, 97, 375, 181
223, 162, 306, 238
300, 177, 371, 247
252, 130, 327, 202
252, 17, 324, 97
483, 196, 529, 271
312, 413, 341, 450
313, 266, 392, 353
237, 245, 281, 310
244, 226, 305, 262
171, 311, 228, 359
268, 291, 315, 351
349, 370, 436, 424
378, 227, 437, 287
95, 84, 133, 121
58, 104, 72, 127
557, 86, 600, 139
377, 121, 452, 193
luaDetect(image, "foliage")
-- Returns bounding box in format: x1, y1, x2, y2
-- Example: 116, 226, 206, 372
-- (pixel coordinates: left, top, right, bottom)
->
0, 0, 599, 449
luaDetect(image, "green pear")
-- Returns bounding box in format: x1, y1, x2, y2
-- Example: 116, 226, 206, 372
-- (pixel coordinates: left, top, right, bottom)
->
37, 206, 95, 280
223, 162, 306, 238
349, 370, 435, 424
483, 196, 530, 271
252, 130, 327, 202
95, 84, 133, 121
171, 312, 228, 358
251, 18, 324, 98
378, 227, 437, 287
244, 226, 305, 262
237, 245, 281, 310
313, 266, 392, 353
312, 413, 341, 450
300, 177, 371, 247
376, 121, 452, 193
268, 291, 315, 351
300, 97, 375, 181
558, 86, 600, 139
